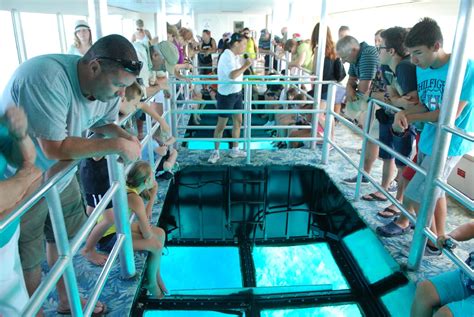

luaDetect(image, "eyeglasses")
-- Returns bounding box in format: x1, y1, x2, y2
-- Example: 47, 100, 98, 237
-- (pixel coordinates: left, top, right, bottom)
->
377, 46, 389, 53
96, 56, 143, 75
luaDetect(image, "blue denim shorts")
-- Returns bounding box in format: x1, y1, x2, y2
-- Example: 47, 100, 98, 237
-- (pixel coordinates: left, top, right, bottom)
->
429, 269, 474, 316
378, 121, 415, 167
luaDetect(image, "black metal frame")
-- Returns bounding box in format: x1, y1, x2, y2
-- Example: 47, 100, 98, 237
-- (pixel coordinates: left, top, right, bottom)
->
132, 166, 409, 316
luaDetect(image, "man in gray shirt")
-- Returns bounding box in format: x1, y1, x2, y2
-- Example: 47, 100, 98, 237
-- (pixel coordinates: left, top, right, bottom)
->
0, 34, 142, 314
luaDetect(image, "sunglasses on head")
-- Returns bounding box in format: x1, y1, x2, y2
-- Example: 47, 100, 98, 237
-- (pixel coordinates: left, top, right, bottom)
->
96, 56, 143, 75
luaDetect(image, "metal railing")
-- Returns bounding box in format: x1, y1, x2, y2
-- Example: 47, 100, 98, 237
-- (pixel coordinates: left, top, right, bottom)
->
0, 88, 168, 316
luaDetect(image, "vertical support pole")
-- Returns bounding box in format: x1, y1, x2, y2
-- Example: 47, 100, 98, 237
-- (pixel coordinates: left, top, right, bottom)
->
321, 84, 336, 164
11, 9, 27, 63
145, 113, 154, 168
45, 186, 83, 317
310, 0, 328, 150
170, 81, 178, 138
106, 157, 136, 278
408, 0, 473, 270
57, 13, 67, 54
245, 82, 252, 164
88, 0, 107, 39
354, 100, 374, 201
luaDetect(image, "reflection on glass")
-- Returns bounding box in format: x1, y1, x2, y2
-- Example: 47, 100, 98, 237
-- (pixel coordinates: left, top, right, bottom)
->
253, 243, 349, 290
261, 304, 363, 317
160, 247, 242, 292
21, 12, 61, 58
0, 10, 19, 91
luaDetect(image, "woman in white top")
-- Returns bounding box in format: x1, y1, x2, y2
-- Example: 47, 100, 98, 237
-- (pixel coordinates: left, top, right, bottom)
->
67, 20, 92, 56
131, 19, 152, 44
208, 33, 252, 164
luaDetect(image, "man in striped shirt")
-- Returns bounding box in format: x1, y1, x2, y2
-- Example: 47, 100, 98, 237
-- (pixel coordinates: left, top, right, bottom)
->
336, 35, 379, 185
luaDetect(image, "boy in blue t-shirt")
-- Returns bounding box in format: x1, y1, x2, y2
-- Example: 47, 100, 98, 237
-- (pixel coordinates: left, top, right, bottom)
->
378, 18, 474, 250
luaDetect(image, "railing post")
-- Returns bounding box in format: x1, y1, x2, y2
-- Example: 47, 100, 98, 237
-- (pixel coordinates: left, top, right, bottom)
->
321, 83, 336, 164
245, 81, 252, 164
170, 81, 178, 138
408, 0, 473, 270
45, 185, 83, 317
145, 112, 155, 167
354, 99, 374, 201
106, 157, 136, 278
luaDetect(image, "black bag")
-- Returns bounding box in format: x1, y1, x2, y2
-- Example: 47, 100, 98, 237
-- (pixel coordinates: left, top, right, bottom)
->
375, 108, 394, 124
333, 58, 346, 82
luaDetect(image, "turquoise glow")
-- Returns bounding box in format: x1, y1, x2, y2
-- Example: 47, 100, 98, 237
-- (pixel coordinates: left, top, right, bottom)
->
343, 228, 399, 284
160, 246, 242, 293
381, 282, 417, 317
253, 243, 349, 290
144, 310, 240, 317
261, 304, 363, 317
187, 141, 275, 150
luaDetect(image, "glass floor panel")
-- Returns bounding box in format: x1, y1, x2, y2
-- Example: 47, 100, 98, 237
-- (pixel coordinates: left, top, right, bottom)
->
144, 310, 242, 317
261, 304, 363, 317
381, 282, 417, 317
253, 243, 349, 290
160, 246, 242, 293
343, 228, 400, 284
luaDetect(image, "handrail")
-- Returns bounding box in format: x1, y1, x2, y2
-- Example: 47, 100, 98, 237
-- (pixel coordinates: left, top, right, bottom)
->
1, 85, 164, 316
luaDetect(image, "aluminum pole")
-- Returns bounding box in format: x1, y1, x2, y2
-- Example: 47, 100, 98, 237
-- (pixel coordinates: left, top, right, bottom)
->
45, 186, 83, 317
321, 84, 336, 164
106, 156, 136, 278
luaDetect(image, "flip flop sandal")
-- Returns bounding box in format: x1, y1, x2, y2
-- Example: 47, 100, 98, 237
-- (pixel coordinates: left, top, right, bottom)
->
362, 192, 388, 202
377, 207, 401, 218
376, 220, 410, 237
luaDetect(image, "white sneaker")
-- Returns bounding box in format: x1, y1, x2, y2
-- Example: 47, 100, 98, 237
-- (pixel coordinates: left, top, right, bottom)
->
208, 151, 220, 164
263, 120, 275, 127
229, 148, 247, 158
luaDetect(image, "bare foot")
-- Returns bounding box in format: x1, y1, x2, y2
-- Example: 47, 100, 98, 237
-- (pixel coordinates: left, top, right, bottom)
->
81, 248, 108, 266
144, 281, 164, 299
157, 275, 168, 295
57, 297, 107, 315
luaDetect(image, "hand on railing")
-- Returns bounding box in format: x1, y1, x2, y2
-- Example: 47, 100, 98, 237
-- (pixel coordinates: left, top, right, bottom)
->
117, 137, 141, 164
436, 234, 458, 250
393, 110, 409, 132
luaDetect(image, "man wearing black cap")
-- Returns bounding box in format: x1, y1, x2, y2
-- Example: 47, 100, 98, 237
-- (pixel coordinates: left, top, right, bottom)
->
0, 34, 142, 315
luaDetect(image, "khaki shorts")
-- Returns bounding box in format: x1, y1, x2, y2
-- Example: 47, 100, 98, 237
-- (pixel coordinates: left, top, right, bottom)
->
19, 176, 86, 271
404, 153, 461, 205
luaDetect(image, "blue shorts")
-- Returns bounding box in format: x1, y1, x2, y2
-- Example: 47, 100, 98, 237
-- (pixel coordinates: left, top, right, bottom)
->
429, 269, 474, 317
378, 121, 415, 167
321, 85, 346, 105
216, 91, 243, 118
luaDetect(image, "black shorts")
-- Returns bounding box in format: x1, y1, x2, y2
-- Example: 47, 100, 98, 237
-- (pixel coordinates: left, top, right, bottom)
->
80, 158, 112, 208
216, 91, 243, 118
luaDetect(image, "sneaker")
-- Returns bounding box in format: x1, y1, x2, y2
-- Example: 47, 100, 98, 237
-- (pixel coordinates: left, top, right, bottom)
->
263, 120, 275, 127
387, 180, 398, 193
208, 151, 220, 164
229, 148, 247, 158
343, 175, 369, 185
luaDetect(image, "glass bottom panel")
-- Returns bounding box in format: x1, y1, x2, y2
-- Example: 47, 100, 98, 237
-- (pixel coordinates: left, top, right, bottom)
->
144, 310, 241, 317
253, 243, 349, 290
160, 246, 242, 293
381, 282, 417, 317
261, 304, 363, 317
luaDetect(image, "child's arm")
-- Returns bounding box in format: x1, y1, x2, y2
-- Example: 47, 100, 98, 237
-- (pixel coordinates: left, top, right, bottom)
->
128, 193, 154, 239
137, 103, 172, 134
